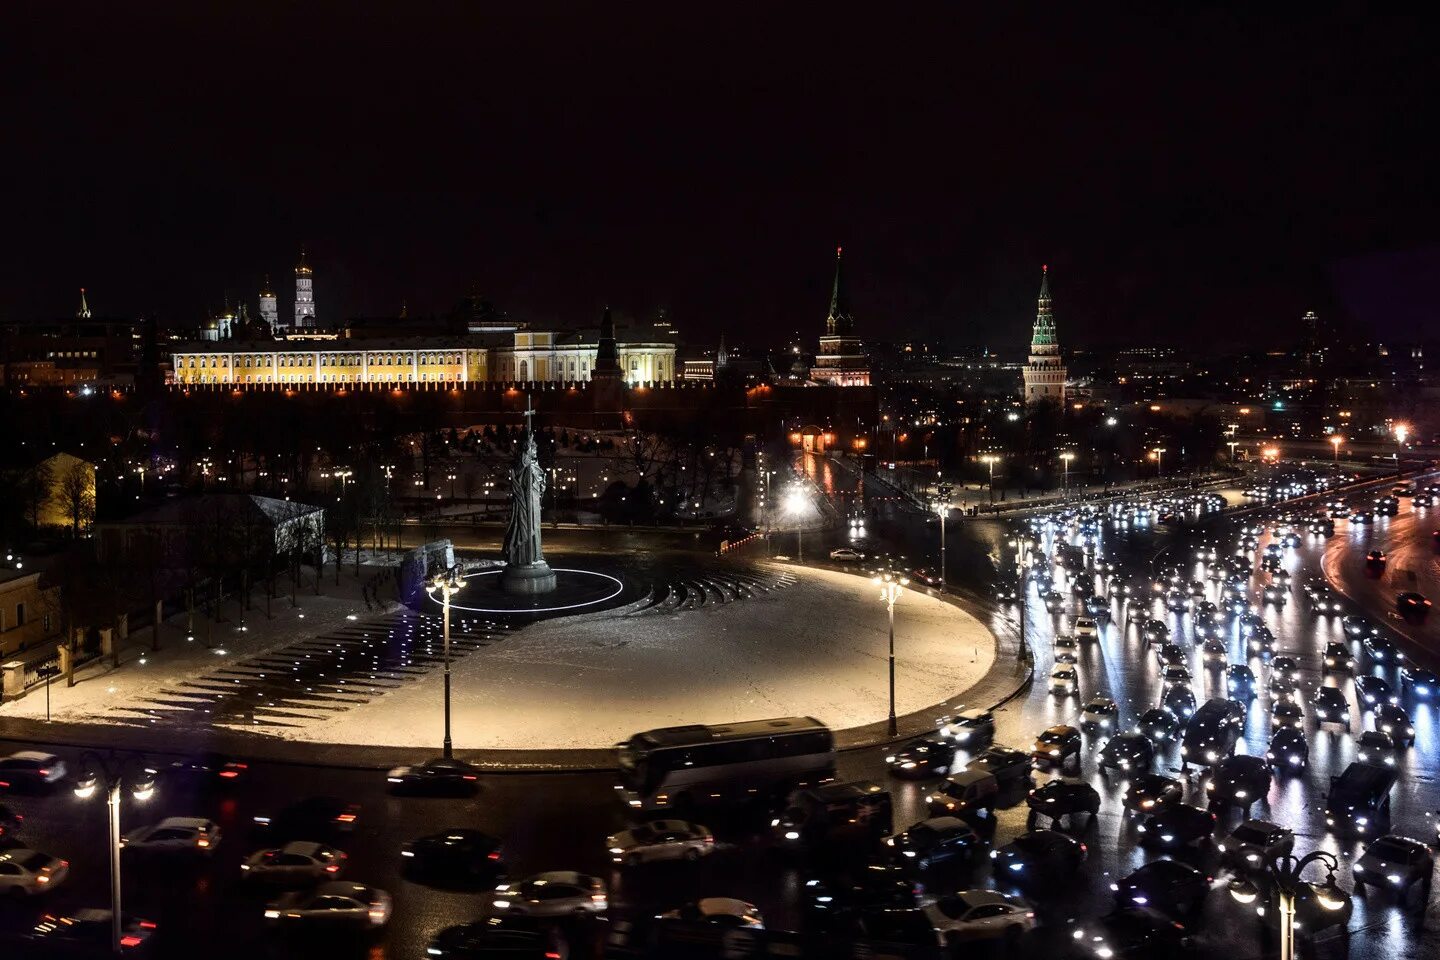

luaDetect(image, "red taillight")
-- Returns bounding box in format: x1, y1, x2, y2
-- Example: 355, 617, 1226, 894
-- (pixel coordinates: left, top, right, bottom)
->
325, 864, 339, 873
487, 851, 502, 860
462, 775, 477, 781
120, 936, 142, 948
36, 770, 49, 778
139, 922, 157, 929
336, 813, 357, 823
219, 771, 239, 779
546, 953, 561, 959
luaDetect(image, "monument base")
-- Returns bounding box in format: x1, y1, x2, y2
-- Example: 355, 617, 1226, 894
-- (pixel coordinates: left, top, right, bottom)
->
501, 561, 558, 596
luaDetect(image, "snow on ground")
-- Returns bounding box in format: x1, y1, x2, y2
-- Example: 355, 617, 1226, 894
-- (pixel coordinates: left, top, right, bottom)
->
288, 563, 996, 750
0, 560, 400, 725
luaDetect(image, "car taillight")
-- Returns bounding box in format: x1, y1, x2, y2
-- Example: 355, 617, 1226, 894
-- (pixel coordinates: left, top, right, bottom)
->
325, 864, 340, 873
36, 875, 49, 883
546, 953, 561, 959
487, 851, 502, 860
462, 775, 477, 781
337, 813, 357, 823
139, 922, 157, 929
591, 894, 607, 903
219, 771, 239, 779
120, 936, 143, 948
196, 838, 210, 848
36, 770, 49, 778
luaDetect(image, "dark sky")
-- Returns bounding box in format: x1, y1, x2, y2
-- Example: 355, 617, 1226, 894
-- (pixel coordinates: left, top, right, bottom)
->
6, 4, 1439, 353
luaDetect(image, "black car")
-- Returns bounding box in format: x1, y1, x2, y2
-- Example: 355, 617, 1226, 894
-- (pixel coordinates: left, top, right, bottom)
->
1355, 675, 1398, 709
1205, 755, 1271, 811
1364, 634, 1400, 666
1342, 615, 1378, 640
160, 753, 249, 793
990, 830, 1086, 887
1162, 684, 1197, 722
1374, 704, 1416, 747
1066, 909, 1195, 959
1112, 860, 1211, 920
994, 584, 1019, 604
24, 910, 159, 957
427, 916, 563, 959
1098, 734, 1154, 776
1310, 686, 1351, 728
1026, 779, 1101, 830
1354, 834, 1435, 900
1138, 804, 1216, 851
1268, 656, 1302, 686
386, 757, 482, 796
1402, 665, 1440, 704
1136, 709, 1180, 743
1396, 592, 1432, 620
850, 907, 945, 950
940, 709, 996, 750
1322, 641, 1354, 673
884, 817, 985, 872
885, 736, 956, 779
966, 746, 1033, 787
1266, 726, 1309, 771
402, 829, 505, 885
1224, 665, 1256, 699
1123, 774, 1183, 815
1217, 819, 1294, 874
253, 796, 360, 843
802, 862, 918, 930
1355, 731, 1398, 768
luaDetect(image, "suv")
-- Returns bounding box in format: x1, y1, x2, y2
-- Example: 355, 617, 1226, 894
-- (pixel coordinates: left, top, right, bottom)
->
772, 781, 892, 852
1217, 820, 1294, 874
1025, 779, 1100, 830
884, 818, 985, 872
966, 746, 1033, 788
1325, 762, 1396, 837
1205, 755, 1271, 811
938, 709, 996, 749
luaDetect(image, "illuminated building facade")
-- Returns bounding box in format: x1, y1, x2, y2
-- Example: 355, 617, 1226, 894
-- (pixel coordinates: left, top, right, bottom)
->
810, 247, 871, 387
294, 250, 315, 331
258, 277, 278, 334
1022, 265, 1067, 403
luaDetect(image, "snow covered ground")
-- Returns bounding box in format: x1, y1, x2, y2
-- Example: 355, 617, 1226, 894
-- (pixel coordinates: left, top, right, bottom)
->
290, 563, 996, 750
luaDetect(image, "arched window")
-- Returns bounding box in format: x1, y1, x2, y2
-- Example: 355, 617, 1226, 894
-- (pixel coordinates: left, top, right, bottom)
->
519, 360, 528, 381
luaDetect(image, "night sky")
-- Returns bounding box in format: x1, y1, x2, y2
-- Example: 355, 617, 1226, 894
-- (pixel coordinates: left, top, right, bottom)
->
7, 4, 1439, 352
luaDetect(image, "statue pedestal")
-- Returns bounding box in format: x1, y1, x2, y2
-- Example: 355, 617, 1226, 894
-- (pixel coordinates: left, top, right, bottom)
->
502, 561, 558, 596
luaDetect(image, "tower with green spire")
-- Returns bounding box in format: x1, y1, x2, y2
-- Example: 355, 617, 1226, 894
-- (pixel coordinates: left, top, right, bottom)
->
811, 246, 870, 386
1022, 264, 1067, 402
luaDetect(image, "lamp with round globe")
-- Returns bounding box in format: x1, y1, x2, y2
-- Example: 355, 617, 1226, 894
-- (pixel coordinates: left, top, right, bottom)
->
73, 752, 159, 954
424, 567, 464, 759
1228, 850, 1348, 960
873, 572, 908, 737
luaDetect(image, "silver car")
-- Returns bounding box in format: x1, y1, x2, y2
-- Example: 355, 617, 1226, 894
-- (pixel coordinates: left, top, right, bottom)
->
0, 849, 68, 895
121, 817, 221, 856
265, 881, 392, 929
492, 872, 608, 916
607, 820, 714, 865
242, 841, 347, 884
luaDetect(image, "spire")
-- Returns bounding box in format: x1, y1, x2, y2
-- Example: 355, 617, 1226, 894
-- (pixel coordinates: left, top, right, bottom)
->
825, 246, 853, 336
1031, 264, 1057, 348
593, 305, 622, 379
296, 246, 312, 276
77, 287, 91, 319
717, 334, 729, 369
260, 275, 274, 297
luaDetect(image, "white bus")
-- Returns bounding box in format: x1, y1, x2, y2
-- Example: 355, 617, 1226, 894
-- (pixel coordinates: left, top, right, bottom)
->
616, 717, 836, 813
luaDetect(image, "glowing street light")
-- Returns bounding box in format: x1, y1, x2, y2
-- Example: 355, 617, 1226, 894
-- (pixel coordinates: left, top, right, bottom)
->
73, 752, 158, 954
1228, 850, 1347, 960
1149, 447, 1166, 477
785, 486, 811, 561
981, 454, 999, 504
873, 572, 908, 736
1394, 422, 1410, 475
1059, 452, 1075, 492
425, 568, 463, 759
1329, 435, 1344, 463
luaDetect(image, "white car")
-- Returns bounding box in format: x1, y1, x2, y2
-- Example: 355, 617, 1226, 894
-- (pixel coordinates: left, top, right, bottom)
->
1049, 665, 1078, 697
242, 841, 347, 884
829, 548, 863, 562
121, 817, 221, 856
0, 752, 66, 788
1074, 617, 1099, 639
923, 888, 1035, 941
492, 871, 608, 916
607, 820, 714, 865
265, 881, 392, 929
0, 849, 68, 895
660, 897, 764, 929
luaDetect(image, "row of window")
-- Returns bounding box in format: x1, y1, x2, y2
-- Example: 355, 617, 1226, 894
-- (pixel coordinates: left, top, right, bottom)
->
180, 353, 467, 369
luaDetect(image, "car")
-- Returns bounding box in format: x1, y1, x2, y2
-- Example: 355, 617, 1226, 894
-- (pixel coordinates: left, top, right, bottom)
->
1162, 683, 1197, 721
1025, 779, 1100, 830
938, 708, 996, 749
802, 862, 918, 930
265, 881, 393, 929
1262, 583, 1288, 605
1225, 665, 1256, 699
829, 548, 863, 562
1205, 755, 1271, 810
1075, 617, 1099, 639
1067, 908, 1195, 959
1322, 641, 1354, 673
989, 831, 1086, 887
426, 916, 567, 960
1266, 726, 1309, 771
1366, 550, 1387, 571
1356, 730, 1398, 767
1364, 634, 1400, 665
1123, 773, 1184, 816
1136, 708, 1180, 743
994, 584, 1019, 603
660, 897, 764, 929
1310, 685, 1351, 727
1201, 638, 1228, 664
966, 746, 1033, 787
401, 829, 505, 884
1138, 804, 1217, 851
1343, 615, 1378, 640
1112, 860, 1211, 920
1031, 725, 1082, 771
884, 817, 986, 872
160, 753, 250, 792
1098, 734, 1154, 775
491, 872, 607, 916
1270, 698, 1304, 729
1055, 632, 1080, 650
0, 803, 23, 843
1354, 835, 1434, 899
242, 842, 347, 885
1049, 665, 1079, 696
1350, 510, 1374, 524
1402, 665, 1440, 703
121, 817, 221, 857
29, 909, 158, 954
607, 819, 714, 865
1080, 696, 1119, 732
1161, 665, 1193, 689
1355, 675, 1398, 709
1217, 820, 1294, 874
1269, 655, 1301, 685
1396, 592, 1433, 620
910, 568, 943, 587
0, 752, 66, 790
1045, 591, 1066, 613
253, 797, 360, 843
885, 736, 956, 779
1374, 704, 1416, 746
1143, 621, 1170, 645
0, 849, 68, 896
386, 757, 481, 795
923, 888, 1035, 943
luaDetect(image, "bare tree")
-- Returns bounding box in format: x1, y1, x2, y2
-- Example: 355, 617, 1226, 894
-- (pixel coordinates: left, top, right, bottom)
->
23, 460, 54, 531
56, 462, 96, 538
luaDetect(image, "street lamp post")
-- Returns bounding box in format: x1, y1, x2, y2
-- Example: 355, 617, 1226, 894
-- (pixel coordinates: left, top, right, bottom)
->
933, 488, 951, 592
873, 572, 908, 737
1151, 447, 1166, 478
1226, 440, 1238, 463
425, 568, 463, 759
1394, 423, 1409, 476
1059, 452, 1074, 493
73, 753, 158, 956
785, 486, 809, 561
1228, 850, 1348, 960
982, 455, 998, 505
1329, 435, 1343, 463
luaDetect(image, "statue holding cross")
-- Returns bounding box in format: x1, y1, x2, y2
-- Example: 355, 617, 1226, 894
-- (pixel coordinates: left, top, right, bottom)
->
501, 395, 557, 594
